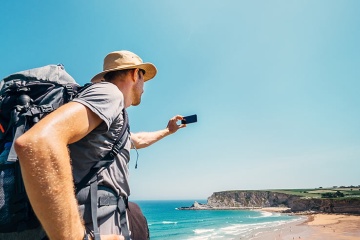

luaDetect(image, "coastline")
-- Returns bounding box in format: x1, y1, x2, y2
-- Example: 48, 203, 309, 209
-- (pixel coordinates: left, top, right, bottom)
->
246, 208, 360, 239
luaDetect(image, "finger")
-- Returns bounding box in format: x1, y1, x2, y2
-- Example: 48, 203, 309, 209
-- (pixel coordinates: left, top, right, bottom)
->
172, 115, 184, 121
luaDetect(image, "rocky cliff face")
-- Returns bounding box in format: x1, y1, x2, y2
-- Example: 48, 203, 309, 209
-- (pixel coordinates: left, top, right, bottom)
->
207, 191, 360, 214
207, 191, 299, 208
289, 197, 360, 214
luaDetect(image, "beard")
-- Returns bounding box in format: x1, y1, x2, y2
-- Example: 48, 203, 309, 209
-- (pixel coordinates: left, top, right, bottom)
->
132, 80, 144, 106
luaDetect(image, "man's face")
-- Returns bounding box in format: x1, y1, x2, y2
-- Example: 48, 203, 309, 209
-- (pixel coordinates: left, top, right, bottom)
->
132, 69, 145, 106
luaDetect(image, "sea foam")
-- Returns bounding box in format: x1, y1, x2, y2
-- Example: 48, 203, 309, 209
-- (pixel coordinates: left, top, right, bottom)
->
162, 221, 178, 224
193, 228, 215, 234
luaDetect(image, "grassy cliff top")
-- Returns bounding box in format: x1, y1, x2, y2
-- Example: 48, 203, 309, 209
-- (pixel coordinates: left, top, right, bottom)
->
215, 187, 360, 199
270, 187, 360, 198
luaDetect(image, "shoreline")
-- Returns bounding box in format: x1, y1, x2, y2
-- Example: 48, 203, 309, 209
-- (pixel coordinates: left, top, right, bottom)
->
176, 204, 360, 238
246, 208, 360, 239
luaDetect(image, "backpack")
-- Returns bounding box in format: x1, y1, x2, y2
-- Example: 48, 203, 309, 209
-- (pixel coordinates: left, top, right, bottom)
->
0, 64, 81, 233
0, 64, 131, 239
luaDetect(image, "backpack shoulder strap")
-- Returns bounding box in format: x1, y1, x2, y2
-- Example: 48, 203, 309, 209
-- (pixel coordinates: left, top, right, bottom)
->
102, 109, 130, 160
74, 108, 129, 192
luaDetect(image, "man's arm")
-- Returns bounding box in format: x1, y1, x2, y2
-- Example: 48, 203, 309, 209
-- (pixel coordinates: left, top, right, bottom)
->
14, 102, 122, 240
130, 115, 185, 149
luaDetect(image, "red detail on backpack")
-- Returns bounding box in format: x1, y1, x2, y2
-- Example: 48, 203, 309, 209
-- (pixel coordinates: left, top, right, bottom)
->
0, 123, 4, 133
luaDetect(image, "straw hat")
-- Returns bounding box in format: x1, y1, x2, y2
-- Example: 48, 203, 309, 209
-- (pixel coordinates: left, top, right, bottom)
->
91, 50, 157, 83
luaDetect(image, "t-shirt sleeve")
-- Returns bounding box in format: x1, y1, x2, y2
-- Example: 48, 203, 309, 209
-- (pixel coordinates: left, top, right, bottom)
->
72, 82, 124, 130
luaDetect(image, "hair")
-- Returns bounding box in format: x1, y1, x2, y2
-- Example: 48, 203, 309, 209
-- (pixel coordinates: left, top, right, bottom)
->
104, 69, 146, 82
104, 69, 132, 82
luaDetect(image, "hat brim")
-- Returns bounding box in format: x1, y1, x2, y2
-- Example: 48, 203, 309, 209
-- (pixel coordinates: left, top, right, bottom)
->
91, 62, 157, 83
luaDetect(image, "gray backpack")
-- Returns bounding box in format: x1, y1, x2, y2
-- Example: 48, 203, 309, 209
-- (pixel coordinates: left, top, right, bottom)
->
0, 64, 80, 232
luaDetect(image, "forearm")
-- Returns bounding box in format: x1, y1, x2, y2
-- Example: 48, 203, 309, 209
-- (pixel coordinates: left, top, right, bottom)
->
131, 129, 171, 149
15, 136, 84, 240
131, 115, 185, 149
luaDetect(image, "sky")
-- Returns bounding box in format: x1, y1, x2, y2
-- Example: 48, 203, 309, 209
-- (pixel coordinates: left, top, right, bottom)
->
1, 1, 359, 200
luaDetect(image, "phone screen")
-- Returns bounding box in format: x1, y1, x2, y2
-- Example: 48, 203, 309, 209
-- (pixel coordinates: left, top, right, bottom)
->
181, 114, 197, 124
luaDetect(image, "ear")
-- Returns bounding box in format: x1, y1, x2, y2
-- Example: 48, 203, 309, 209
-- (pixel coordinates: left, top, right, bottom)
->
131, 69, 139, 82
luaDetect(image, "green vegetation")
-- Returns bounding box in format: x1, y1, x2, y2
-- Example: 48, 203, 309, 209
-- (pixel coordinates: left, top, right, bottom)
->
269, 189, 321, 198
217, 186, 360, 199
321, 191, 344, 198
269, 186, 360, 199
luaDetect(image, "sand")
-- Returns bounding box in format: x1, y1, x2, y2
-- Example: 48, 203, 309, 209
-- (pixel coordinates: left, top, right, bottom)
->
243, 210, 360, 240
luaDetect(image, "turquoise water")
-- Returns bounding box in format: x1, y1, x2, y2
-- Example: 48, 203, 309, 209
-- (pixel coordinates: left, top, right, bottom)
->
135, 200, 300, 240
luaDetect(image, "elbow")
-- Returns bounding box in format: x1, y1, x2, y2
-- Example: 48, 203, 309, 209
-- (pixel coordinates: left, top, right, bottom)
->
132, 141, 144, 150
14, 132, 47, 164
14, 135, 28, 156
134, 143, 147, 150
14, 134, 34, 162
133, 138, 150, 149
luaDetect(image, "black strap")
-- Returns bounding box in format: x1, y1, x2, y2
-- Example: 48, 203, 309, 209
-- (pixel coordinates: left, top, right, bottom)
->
77, 188, 131, 240
24, 104, 56, 116
90, 179, 101, 240
7, 111, 26, 162
118, 198, 130, 240
75, 109, 129, 193
102, 109, 130, 160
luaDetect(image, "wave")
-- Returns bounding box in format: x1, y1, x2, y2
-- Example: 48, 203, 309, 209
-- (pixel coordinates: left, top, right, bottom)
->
220, 224, 252, 235
218, 219, 296, 237
148, 221, 178, 226
193, 228, 215, 234
187, 236, 221, 240
162, 221, 178, 224
165, 217, 302, 240
260, 211, 274, 217
248, 211, 274, 218
186, 221, 292, 240
189, 229, 220, 240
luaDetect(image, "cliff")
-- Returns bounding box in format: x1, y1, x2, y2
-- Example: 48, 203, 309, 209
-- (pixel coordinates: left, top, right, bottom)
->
206, 191, 360, 214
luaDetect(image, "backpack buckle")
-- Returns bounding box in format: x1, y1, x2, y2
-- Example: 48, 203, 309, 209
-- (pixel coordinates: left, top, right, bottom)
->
111, 140, 123, 157
40, 105, 54, 113
65, 84, 77, 101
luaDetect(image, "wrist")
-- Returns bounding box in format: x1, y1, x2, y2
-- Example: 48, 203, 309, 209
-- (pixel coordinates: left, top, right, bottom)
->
165, 127, 174, 136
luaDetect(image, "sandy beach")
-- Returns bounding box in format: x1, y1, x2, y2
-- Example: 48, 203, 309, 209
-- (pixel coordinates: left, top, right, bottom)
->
246, 210, 360, 240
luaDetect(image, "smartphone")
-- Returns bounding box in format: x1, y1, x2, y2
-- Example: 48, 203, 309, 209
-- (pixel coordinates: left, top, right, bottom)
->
181, 114, 197, 124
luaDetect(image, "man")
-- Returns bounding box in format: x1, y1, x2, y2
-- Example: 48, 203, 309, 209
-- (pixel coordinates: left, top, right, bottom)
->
13, 50, 185, 240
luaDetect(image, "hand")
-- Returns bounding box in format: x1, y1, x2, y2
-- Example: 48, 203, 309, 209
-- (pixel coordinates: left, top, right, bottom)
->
99, 235, 125, 240
166, 115, 186, 134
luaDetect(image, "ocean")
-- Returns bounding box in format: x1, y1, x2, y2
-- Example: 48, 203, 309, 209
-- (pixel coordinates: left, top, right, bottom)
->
134, 200, 301, 240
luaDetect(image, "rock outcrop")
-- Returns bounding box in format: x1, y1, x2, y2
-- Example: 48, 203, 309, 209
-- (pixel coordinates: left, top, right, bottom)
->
206, 191, 360, 214
289, 197, 360, 213
207, 191, 298, 208
177, 201, 211, 210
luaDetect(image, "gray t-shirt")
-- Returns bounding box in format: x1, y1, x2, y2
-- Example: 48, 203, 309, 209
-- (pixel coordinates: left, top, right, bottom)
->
70, 82, 131, 198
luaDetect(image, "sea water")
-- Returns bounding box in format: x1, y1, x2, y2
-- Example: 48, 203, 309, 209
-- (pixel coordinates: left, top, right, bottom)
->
134, 200, 300, 240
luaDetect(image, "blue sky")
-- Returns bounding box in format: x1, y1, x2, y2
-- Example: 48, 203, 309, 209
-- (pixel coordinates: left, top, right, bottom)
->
1, 1, 359, 200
